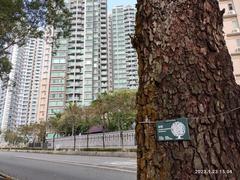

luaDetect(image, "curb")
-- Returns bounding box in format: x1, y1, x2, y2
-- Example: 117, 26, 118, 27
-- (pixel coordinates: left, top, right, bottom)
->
0, 172, 13, 180
0, 149, 137, 158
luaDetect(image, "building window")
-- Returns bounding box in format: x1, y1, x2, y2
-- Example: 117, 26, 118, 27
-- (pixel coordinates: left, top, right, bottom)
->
49, 101, 64, 107
232, 20, 239, 29
228, 3, 233, 11
50, 86, 65, 92
236, 39, 240, 47
51, 72, 65, 77
52, 59, 66, 63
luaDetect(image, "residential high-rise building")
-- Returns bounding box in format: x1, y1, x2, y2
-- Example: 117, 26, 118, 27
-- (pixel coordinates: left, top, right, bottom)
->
15, 38, 44, 126
66, 0, 85, 105
0, 38, 44, 130
0, 82, 2, 129
83, 0, 108, 105
47, 0, 85, 117
47, 36, 69, 116
0, 45, 18, 131
37, 27, 54, 123
47, 0, 108, 117
108, 14, 113, 91
219, 0, 240, 84
111, 5, 138, 89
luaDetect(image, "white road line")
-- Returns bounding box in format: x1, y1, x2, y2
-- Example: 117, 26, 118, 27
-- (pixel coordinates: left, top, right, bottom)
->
16, 156, 137, 174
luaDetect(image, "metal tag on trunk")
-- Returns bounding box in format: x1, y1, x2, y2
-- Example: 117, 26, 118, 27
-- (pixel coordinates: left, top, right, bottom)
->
156, 118, 190, 141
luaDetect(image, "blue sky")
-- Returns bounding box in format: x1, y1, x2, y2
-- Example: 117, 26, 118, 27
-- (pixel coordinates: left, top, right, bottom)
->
108, 0, 136, 11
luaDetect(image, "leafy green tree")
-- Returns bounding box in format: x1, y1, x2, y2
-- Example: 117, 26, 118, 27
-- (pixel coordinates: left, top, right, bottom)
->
18, 122, 47, 147
48, 112, 63, 134
48, 112, 64, 150
0, 0, 71, 81
18, 125, 32, 144
0, 56, 12, 83
107, 89, 136, 148
91, 93, 109, 127
80, 106, 95, 132
46, 90, 136, 149
61, 102, 83, 150
4, 130, 23, 146
88, 90, 136, 148
111, 89, 136, 129
31, 122, 47, 145
91, 93, 111, 148
87, 90, 136, 131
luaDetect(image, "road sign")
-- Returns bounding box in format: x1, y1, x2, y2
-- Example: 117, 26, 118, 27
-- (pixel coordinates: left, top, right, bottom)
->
156, 118, 190, 141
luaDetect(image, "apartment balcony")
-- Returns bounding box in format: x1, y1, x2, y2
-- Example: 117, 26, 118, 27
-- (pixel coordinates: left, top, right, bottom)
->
101, 77, 108, 81
66, 91, 74, 95
101, 66, 107, 70
231, 47, 240, 56
66, 82, 82, 87
101, 60, 107, 64
101, 81, 108, 85
67, 69, 75, 74
101, 49, 107, 54
75, 62, 83, 67
75, 75, 82, 79
68, 55, 83, 60
66, 97, 81, 102
223, 10, 237, 18
226, 28, 240, 37
68, 62, 83, 67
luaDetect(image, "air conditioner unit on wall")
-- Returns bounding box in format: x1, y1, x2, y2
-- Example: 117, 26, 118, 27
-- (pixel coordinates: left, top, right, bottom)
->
232, 28, 240, 33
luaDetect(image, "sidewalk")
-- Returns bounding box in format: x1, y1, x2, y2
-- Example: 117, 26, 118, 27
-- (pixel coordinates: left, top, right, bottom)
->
0, 149, 137, 158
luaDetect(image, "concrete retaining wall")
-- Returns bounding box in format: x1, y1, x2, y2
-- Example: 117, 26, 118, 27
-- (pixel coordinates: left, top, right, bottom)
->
47, 130, 136, 150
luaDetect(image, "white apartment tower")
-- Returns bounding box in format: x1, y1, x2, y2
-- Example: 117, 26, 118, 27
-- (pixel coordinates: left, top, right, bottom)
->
15, 38, 44, 126
0, 38, 44, 130
219, 0, 240, 84
108, 14, 113, 91
111, 5, 138, 89
0, 45, 18, 131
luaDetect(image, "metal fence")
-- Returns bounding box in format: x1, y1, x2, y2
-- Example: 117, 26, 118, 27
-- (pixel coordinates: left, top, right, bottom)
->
46, 130, 136, 150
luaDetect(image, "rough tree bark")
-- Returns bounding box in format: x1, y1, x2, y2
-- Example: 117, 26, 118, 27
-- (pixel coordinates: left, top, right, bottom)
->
133, 0, 240, 179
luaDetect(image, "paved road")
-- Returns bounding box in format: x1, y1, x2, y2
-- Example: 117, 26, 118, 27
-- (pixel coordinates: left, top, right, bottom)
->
0, 152, 136, 180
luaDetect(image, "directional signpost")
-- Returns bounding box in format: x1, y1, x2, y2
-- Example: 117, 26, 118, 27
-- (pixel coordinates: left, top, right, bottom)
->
156, 117, 190, 141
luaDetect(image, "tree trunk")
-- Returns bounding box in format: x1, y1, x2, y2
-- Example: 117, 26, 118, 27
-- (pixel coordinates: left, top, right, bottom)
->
53, 133, 56, 151
133, 0, 240, 179
87, 133, 89, 149
120, 130, 124, 150
102, 130, 105, 149
117, 112, 124, 149
102, 117, 106, 149
72, 124, 76, 151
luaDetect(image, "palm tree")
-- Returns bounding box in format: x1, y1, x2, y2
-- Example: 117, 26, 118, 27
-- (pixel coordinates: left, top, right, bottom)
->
62, 102, 82, 151
48, 112, 63, 150
91, 93, 110, 148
